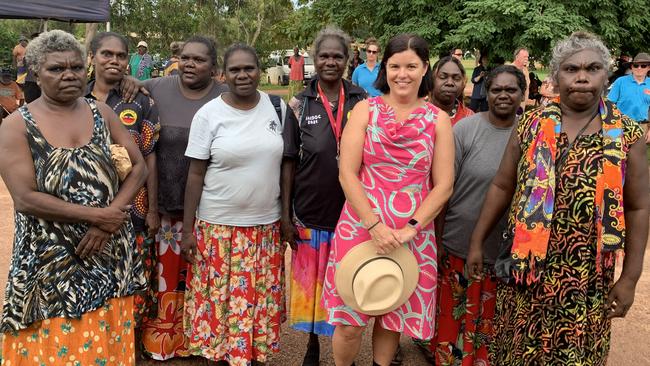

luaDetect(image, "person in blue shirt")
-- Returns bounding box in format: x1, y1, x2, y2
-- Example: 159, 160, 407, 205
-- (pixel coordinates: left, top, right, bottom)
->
608, 52, 650, 142
351, 37, 381, 97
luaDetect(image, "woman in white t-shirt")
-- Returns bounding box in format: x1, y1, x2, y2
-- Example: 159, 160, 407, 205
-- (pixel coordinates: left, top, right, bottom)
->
181, 43, 291, 365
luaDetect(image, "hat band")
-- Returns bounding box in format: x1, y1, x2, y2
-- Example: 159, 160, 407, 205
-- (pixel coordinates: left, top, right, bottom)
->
352, 257, 404, 285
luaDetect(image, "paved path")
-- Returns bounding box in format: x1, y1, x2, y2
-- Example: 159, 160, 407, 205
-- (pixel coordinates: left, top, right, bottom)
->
0, 179, 647, 365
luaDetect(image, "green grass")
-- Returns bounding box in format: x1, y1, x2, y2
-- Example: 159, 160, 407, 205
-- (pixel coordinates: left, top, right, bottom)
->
259, 83, 288, 91
459, 59, 549, 83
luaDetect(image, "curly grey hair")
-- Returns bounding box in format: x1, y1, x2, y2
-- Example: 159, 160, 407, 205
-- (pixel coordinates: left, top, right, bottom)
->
25, 30, 85, 74
312, 26, 352, 61
549, 31, 611, 84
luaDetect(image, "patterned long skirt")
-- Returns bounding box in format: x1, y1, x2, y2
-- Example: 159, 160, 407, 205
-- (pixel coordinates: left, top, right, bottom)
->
490, 244, 616, 365
183, 220, 285, 365
288, 224, 335, 336
1, 296, 135, 365
133, 231, 158, 328
430, 248, 496, 366
140, 216, 190, 360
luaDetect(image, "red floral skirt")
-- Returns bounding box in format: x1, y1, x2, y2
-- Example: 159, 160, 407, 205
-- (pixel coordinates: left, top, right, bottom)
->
430, 248, 497, 366
183, 220, 285, 365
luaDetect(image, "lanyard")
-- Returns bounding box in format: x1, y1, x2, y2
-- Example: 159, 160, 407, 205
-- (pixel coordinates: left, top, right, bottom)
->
317, 82, 346, 156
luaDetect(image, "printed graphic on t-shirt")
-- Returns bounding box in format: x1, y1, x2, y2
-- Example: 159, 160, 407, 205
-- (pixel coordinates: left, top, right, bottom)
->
266, 119, 280, 135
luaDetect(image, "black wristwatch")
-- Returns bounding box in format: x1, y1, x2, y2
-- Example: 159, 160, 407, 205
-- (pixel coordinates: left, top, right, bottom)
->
407, 218, 422, 233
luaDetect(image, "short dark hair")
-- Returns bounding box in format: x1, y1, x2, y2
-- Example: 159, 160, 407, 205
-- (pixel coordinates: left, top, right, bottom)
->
89, 32, 128, 55
431, 56, 466, 79
484, 65, 527, 94
374, 34, 433, 98
223, 43, 260, 70
183, 35, 218, 66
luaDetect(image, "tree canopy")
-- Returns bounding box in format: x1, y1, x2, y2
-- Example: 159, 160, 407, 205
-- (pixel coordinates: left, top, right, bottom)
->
1, 0, 649, 68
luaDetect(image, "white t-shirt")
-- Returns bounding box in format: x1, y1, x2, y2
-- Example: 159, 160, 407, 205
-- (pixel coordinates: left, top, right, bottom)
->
185, 92, 284, 226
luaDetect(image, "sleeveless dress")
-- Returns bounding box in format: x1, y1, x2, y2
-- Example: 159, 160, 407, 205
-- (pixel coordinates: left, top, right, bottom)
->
322, 96, 439, 340
1, 99, 145, 365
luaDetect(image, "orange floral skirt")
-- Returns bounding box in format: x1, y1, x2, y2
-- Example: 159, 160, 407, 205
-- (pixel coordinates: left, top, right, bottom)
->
1, 296, 135, 366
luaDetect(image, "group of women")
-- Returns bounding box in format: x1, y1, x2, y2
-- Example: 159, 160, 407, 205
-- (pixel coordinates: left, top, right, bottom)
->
0, 26, 647, 366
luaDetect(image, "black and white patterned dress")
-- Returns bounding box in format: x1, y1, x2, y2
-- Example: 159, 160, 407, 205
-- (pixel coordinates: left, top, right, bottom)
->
1, 98, 145, 333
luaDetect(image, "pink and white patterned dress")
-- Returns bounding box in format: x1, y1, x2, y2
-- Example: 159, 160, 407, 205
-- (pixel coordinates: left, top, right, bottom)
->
322, 96, 439, 340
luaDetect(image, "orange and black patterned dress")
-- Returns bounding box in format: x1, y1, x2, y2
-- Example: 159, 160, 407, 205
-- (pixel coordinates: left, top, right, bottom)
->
490, 101, 642, 365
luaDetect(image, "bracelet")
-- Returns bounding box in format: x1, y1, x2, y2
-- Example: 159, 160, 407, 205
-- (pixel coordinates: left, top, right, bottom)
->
366, 220, 381, 231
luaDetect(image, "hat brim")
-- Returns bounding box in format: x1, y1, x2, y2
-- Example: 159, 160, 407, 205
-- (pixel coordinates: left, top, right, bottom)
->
335, 240, 419, 316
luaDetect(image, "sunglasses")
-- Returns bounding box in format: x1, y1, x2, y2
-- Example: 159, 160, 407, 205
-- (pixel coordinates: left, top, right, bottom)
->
366, 50, 378, 54
632, 63, 650, 69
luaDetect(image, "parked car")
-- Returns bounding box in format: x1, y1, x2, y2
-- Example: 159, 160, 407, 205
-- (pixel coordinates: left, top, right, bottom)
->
265, 50, 316, 85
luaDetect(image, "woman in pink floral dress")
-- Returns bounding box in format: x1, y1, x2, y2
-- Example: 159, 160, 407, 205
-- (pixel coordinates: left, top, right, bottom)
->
322, 34, 455, 366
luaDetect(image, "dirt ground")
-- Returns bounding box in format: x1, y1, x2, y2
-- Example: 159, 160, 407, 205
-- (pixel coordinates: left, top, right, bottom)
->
0, 177, 648, 365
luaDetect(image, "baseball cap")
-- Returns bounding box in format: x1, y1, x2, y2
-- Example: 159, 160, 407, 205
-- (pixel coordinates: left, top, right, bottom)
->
137, 41, 148, 48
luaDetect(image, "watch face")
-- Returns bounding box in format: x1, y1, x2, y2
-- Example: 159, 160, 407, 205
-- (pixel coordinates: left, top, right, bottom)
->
408, 218, 418, 226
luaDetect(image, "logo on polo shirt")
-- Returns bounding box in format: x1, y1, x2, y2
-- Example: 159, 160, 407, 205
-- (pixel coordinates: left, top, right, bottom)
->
306, 114, 321, 125
119, 109, 138, 126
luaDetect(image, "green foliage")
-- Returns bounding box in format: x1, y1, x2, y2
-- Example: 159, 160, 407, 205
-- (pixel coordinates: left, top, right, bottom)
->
0, 20, 40, 67
449, 0, 650, 62
0, 26, 19, 67
110, 0, 293, 62
282, 0, 650, 64
2, 0, 647, 71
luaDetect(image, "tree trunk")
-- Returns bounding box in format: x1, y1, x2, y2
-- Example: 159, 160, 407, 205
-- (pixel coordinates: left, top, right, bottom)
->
84, 23, 99, 54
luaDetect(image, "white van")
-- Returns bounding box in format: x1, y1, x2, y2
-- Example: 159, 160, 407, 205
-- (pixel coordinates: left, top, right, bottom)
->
266, 50, 316, 85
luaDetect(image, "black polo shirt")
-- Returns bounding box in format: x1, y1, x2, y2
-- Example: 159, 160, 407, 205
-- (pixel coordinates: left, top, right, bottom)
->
86, 81, 161, 232
283, 79, 367, 231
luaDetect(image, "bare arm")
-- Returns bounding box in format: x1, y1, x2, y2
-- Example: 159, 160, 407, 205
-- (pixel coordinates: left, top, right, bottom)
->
0, 109, 127, 228
181, 158, 208, 263
620, 139, 650, 283
466, 127, 521, 278
607, 137, 650, 318
338, 100, 401, 253
145, 153, 160, 235
280, 158, 299, 249
339, 100, 379, 226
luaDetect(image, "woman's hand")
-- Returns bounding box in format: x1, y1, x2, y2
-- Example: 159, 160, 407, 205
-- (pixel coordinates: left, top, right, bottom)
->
465, 240, 484, 280
180, 232, 198, 264
369, 223, 401, 254
119, 75, 149, 103
146, 211, 160, 238
93, 206, 130, 233
280, 217, 299, 250
395, 226, 417, 245
606, 278, 637, 318
76, 226, 111, 258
